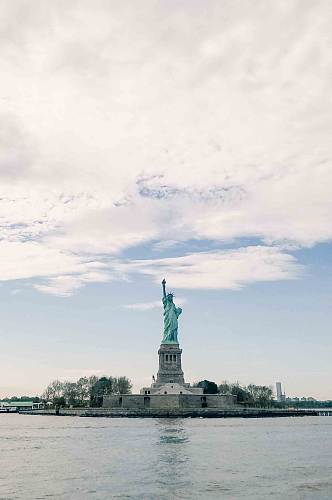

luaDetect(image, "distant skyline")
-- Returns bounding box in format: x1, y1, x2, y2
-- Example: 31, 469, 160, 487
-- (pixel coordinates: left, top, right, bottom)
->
1, 0, 332, 399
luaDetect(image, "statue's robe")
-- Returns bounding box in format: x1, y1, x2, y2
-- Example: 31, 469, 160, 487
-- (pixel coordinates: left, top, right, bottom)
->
162, 297, 182, 342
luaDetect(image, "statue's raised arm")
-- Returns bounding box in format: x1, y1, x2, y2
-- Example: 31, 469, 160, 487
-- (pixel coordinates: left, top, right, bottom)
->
162, 278, 167, 300
161, 279, 182, 344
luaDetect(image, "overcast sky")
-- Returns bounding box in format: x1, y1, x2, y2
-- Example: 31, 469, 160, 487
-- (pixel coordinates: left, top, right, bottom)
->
1, 0, 332, 399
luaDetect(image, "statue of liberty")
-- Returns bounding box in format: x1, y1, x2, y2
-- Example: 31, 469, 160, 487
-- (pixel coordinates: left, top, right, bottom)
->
161, 279, 182, 344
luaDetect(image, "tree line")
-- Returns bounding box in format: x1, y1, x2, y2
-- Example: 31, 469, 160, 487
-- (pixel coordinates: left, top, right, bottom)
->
40, 375, 133, 408
275, 400, 332, 409
0, 395, 40, 403
1, 377, 276, 409
194, 380, 275, 407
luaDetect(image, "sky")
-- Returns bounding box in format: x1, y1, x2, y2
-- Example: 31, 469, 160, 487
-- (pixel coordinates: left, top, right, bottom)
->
1, 0, 332, 400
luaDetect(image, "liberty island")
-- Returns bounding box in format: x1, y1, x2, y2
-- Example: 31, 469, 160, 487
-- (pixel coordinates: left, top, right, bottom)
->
103, 280, 237, 411
18, 280, 321, 418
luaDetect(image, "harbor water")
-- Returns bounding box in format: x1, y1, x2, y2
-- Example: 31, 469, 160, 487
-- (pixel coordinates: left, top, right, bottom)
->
1, 414, 332, 499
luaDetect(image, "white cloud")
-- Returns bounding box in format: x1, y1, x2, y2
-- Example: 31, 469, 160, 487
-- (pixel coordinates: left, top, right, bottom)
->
121, 246, 303, 290
34, 270, 116, 297
123, 297, 187, 311
123, 301, 162, 311
0, 240, 116, 295
0, 114, 37, 178
152, 240, 180, 253
0, 0, 331, 295
34, 276, 84, 297
10, 289, 21, 295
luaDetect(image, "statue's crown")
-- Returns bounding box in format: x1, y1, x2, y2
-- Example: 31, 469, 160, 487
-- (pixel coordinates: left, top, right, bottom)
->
167, 292, 175, 298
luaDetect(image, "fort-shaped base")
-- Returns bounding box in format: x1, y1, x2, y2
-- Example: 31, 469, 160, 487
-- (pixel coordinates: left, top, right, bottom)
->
140, 339, 202, 396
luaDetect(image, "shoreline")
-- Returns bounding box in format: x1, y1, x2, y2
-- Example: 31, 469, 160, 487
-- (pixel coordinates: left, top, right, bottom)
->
16, 408, 324, 418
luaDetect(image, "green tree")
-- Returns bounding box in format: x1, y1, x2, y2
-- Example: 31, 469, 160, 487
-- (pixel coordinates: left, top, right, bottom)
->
41, 380, 64, 403
75, 377, 90, 406
218, 381, 232, 394
10, 396, 38, 402
115, 376, 133, 395
53, 396, 66, 408
63, 382, 79, 407
218, 381, 275, 407
40, 374, 133, 408
89, 376, 116, 407
194, 380, 219, 394
247, 384, 274, 407
230, 382, 254, 406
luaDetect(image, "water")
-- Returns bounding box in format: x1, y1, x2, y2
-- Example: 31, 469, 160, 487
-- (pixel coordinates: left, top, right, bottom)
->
1, 414, 332, 499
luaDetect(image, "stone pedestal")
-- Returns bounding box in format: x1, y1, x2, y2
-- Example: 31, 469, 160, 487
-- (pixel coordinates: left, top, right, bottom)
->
140, 338, 202, 395
156, 343, 184, 385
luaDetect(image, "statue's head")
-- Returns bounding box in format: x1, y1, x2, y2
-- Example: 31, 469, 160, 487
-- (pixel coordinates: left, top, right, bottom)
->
167, 292, 174, 302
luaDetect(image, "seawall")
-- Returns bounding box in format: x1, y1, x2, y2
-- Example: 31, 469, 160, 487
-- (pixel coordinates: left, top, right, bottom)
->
18, 408, 319, 418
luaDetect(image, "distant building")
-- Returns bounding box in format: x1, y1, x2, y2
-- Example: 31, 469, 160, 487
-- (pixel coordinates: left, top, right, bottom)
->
276, 382, 285, 402
8, 402, 44, 411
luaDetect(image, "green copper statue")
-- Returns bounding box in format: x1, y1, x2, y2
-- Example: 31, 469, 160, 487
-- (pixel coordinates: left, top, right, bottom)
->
162, 279, 182, 344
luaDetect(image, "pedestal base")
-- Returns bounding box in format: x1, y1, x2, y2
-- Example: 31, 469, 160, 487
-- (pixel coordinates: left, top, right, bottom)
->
156, 343, 185, 385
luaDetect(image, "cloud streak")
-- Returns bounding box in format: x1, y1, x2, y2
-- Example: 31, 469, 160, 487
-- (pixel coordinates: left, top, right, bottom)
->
122, 297, 187, 311
120, 246, 304, 290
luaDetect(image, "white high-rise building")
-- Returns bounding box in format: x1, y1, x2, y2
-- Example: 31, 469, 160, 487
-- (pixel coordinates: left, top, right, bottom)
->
276, 382, 285, 402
